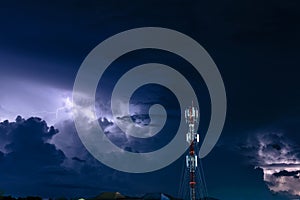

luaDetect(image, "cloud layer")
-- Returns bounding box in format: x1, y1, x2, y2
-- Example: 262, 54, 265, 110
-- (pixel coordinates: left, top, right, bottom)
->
243, 131, 300, 197
0, 116, 65, 196
0, 116, 118, 197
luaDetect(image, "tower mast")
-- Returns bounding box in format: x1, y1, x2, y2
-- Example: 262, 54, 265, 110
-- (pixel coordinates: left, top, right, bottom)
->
185, 102, 199, 200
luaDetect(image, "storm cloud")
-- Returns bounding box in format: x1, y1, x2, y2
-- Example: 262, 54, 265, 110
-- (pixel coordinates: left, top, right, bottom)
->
242, 129, 300, 198
0, 116, 129, 197
0, 116, 65, 196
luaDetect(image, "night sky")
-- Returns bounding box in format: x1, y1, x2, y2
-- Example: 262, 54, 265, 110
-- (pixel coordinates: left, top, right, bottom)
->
0, 1, 300, 200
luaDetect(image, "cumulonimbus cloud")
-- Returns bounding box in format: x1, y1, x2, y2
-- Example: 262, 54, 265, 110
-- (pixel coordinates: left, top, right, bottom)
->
242, 131, 300, 197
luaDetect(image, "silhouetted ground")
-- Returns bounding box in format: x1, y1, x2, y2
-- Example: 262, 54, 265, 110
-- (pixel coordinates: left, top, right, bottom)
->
0, 192, 219, 200
0, 196, 42, 200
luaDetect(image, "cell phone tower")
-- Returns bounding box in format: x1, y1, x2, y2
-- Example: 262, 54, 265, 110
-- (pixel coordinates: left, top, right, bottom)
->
185, 102, 199, 200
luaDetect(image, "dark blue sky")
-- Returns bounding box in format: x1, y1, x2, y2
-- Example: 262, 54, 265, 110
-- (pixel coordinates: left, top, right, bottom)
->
0, 0, 299, 199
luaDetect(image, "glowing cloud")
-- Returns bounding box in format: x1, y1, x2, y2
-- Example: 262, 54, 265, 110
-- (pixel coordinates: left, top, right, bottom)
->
245, 132, 300, 197
0, 77, 74, 125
